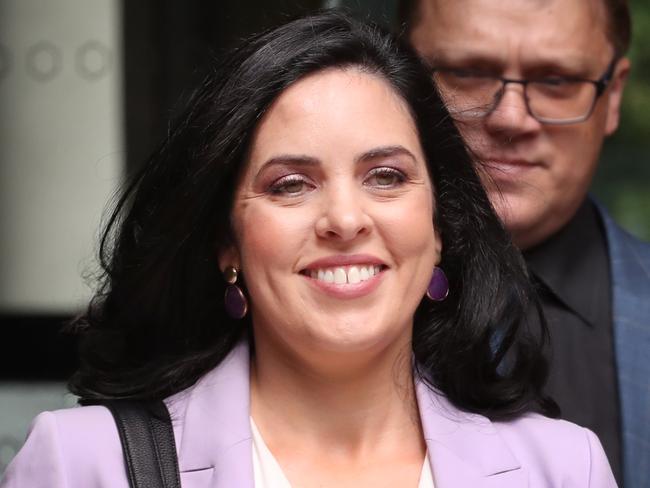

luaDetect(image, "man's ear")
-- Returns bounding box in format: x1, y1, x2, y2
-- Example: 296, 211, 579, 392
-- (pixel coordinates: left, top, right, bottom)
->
218, 244, 240, 273
605, 56, 630, 136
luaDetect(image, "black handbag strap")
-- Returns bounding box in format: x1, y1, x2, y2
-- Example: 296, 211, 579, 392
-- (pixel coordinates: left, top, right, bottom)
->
103, 400, 182, 488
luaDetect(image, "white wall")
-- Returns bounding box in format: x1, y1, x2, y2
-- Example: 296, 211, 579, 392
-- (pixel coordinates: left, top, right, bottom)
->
0, 0, 123, 313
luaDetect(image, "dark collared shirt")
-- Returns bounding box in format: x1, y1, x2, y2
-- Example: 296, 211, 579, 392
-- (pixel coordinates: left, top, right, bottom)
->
524, 200, 622, 485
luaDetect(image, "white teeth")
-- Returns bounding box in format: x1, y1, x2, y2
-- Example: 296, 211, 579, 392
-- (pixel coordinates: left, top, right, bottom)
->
308, 265, 382, 284
348, 266, 361, 284
359, 267, 369, 281
334, 268, 347, 284
324, 270, 334, 283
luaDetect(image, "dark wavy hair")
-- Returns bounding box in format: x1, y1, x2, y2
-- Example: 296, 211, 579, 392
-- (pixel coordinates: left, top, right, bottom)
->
69, 10, 557, 420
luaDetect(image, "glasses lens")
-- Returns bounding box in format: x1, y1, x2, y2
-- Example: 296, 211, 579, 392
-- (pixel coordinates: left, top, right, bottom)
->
433, 71, 501, 120
527, 80, 598, 123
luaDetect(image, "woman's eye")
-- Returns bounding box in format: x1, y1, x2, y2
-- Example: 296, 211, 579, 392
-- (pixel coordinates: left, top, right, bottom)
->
365, 168, 406, 188
268, 175, 312, 195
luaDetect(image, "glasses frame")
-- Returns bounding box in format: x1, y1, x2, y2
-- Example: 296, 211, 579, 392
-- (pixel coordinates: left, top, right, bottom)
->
432, 57, 619, 125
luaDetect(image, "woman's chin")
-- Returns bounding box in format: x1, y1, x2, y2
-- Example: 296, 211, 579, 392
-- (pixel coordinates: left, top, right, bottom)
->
297, 320, 412, 362
250, 295, 415, 370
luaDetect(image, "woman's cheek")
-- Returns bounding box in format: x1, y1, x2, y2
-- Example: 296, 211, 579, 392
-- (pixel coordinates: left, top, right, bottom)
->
377, 195, 436, 254
237, 203, 312, 263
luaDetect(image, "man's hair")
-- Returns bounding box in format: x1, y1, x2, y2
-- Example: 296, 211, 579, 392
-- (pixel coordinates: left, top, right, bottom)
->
398, 0, 631, 56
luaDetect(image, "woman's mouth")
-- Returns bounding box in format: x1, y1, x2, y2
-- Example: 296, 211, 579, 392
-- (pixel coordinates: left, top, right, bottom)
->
301, 265, 385, 284
299, 258, 388, 299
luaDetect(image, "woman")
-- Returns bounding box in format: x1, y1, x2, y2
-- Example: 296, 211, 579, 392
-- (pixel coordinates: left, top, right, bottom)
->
2, 11, 615, 488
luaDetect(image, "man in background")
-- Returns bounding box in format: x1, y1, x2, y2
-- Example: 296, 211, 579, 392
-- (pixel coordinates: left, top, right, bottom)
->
401, 0, 650, 486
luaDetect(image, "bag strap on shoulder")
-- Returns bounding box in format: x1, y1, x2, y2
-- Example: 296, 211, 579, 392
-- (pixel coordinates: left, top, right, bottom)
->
103, 400, 181, 488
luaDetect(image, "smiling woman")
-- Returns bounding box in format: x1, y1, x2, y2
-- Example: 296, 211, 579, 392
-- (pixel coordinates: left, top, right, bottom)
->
225, 69, 438, 364
1, 10, 616, 488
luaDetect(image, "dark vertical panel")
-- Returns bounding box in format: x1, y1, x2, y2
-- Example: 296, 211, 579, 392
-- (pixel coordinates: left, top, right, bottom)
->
0, 315, 76, 380
122, 1, 322, 174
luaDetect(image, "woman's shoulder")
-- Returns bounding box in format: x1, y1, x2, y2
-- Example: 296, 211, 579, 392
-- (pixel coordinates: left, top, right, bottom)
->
495, 411, 592, 443
417, 382, 617, 486
493, 413, 616, 486
37, 403, 118, 433
28, 405, 122, 454
1, 406, 128, 488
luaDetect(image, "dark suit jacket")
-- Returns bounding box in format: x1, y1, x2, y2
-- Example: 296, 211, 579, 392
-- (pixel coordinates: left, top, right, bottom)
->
599, 205, 650, 488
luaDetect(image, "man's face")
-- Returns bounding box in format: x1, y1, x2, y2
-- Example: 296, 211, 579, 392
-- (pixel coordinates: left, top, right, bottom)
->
409, 0, 629, 249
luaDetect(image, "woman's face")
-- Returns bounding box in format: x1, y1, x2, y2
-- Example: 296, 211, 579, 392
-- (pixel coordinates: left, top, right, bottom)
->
222, 68, 441, 362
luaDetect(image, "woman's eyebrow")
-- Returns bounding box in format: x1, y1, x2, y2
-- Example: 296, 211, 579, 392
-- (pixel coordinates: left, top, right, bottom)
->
255, 155, 319, 177
254, 146, 416, 178
356, 145, 417, 164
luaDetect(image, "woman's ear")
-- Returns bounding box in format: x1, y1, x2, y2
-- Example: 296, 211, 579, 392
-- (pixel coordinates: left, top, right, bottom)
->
433, 228, 443, 263
218, 244, 240, 273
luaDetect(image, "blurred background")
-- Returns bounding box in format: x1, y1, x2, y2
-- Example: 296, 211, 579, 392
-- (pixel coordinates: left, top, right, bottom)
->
0, 0, 647, 474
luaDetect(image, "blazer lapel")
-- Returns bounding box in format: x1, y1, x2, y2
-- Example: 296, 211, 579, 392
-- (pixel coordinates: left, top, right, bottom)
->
165, 341, 255, 488
599, 207, 650, 488
162, 341, 533, 488
416, 381, 528, 488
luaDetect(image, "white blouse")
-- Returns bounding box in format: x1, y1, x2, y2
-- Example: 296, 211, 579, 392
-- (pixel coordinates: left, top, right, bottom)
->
251, 418, 435, 487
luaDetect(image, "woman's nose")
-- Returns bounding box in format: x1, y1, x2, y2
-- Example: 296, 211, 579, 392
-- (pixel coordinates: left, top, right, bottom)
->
315, 187, 372, 242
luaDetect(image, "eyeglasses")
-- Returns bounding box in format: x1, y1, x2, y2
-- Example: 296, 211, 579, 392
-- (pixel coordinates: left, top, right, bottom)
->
432, 59, 617, 125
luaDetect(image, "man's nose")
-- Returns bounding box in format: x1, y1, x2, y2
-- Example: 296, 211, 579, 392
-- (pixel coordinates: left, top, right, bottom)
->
315, 187, 372, 242
484, 83, 541, 135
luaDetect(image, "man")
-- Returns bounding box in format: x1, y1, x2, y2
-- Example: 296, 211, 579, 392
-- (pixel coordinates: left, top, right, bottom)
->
402, 1, 650, 486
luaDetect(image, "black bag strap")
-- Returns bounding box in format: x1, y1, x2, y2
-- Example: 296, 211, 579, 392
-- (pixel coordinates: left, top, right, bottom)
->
103, 400, 182, 488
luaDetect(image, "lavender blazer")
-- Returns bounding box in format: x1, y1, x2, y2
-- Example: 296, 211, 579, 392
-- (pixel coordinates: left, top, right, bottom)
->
2, 342, 616, 488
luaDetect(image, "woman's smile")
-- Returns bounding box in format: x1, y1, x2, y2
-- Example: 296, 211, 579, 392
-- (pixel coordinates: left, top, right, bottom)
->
300, 254, 388, 299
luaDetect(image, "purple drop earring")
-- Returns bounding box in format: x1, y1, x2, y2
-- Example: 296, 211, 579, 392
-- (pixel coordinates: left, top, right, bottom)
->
224, 266, 248, 319
426, 267, 449, 301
